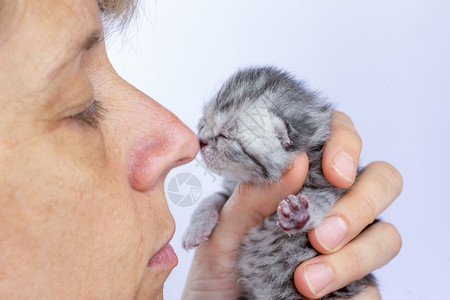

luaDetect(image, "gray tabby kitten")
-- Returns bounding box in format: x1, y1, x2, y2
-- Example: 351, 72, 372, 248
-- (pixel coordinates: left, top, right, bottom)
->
182, 66, 375, 299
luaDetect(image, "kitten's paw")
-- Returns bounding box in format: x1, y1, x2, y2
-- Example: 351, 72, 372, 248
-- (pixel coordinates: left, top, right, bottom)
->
182, 228, 211, 250
182, 211, 219, 250
277, 194, 310, 234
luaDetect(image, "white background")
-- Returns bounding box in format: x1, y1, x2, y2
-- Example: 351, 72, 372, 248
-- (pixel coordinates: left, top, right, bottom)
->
107, 1, 450, 299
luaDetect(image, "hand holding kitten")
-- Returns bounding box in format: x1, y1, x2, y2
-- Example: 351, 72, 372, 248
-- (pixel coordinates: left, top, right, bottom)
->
182, 111, 402, 299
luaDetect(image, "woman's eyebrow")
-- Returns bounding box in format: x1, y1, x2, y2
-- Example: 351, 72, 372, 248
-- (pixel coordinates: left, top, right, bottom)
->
45, 29, 104, 87
82, 29, 104, 51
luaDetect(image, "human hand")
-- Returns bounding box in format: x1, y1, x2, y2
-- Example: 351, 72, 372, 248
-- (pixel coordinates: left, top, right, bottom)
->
295, 112, 403, 299
182, 111, 402, 299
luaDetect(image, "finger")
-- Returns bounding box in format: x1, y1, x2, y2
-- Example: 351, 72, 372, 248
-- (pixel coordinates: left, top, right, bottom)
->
309, 161, 403, 253
322, 111, 362, 188
294, 222, 402, 299
210, 153, 309, 252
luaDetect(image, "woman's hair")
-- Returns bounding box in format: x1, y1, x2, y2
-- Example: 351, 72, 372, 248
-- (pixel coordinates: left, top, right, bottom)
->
98, 0, 138, 30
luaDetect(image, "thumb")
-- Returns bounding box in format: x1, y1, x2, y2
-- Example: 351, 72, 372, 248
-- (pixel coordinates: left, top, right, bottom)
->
209, 153, 309, 253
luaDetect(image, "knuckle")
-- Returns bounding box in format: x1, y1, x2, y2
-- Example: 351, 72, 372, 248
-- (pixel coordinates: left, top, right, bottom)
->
333, 124, 362, 152
364, 222, 402, 269
353, 130, 363, 150
332, 111, 361, 145
232, 183, 247, 199
333, 110, 354, 127
343, 243, 367, 277
370, 161, 404, 198
357, 188, 378, 224
331, 111, 363, 152
383, 162, 403, 196
379, 222, 402, 256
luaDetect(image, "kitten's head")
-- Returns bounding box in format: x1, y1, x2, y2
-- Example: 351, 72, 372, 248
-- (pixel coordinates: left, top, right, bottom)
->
198, 66, 332, 184
198, 101, 296, 184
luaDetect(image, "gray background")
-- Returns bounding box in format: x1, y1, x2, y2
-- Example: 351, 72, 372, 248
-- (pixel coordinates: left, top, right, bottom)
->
108, 1, 450, 299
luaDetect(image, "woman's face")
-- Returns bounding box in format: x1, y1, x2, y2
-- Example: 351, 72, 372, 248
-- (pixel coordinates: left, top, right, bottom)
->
0, 0, 198, 298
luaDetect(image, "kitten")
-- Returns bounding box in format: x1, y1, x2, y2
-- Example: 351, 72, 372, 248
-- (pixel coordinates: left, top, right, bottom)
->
182, 66, 376, 299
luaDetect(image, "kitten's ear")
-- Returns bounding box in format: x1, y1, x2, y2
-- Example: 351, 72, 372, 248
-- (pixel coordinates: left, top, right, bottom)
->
275, 120, 292, 150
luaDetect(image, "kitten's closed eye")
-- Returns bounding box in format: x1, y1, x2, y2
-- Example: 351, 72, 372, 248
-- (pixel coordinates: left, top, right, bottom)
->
199, 133, 229, 149
218, 132, 229, 139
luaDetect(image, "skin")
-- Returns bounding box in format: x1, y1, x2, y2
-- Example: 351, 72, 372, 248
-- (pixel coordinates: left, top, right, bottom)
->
0, 0, 198, 298
0, 0, 402, 299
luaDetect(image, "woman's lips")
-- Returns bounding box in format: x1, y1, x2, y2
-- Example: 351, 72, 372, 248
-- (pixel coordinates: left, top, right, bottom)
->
147, 243, 178, 270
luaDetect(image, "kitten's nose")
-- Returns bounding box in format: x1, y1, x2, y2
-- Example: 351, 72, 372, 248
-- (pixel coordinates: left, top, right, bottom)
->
199, 138, 208, 149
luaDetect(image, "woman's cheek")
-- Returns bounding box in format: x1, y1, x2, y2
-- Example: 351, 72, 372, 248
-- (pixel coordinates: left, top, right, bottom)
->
0, 131, 137, 296
52, 120, 107, 163
34, 137, 145, 296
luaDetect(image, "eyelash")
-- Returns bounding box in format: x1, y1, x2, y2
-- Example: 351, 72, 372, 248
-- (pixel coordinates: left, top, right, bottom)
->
72, 100, 105, 128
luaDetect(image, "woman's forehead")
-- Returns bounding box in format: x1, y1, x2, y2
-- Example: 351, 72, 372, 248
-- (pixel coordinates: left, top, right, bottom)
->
0, 0, 103, 104
0, 0, 101, 39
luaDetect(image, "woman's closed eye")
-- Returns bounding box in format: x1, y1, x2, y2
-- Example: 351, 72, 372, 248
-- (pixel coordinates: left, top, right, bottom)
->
71, 100, 106, 128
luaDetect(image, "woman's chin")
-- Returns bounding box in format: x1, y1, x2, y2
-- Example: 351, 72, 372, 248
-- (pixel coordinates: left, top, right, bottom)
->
135, 261, 177, 300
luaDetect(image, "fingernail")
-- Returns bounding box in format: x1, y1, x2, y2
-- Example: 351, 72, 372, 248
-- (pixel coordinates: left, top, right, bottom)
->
332, 152, 355, 182
315, 216, 347, 251
304, 263, 333, 295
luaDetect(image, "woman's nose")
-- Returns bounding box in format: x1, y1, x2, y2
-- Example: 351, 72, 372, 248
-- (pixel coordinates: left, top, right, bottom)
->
126, 95, 199, 192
